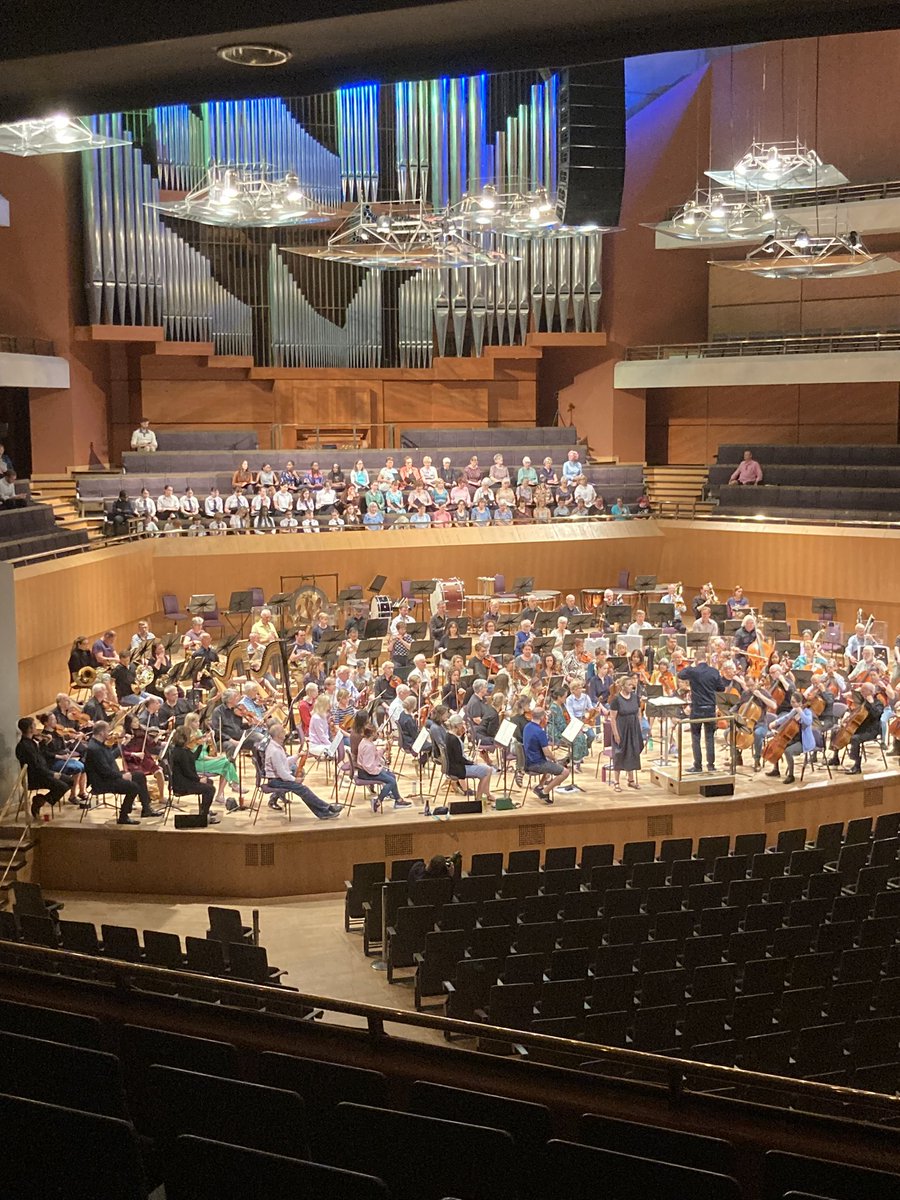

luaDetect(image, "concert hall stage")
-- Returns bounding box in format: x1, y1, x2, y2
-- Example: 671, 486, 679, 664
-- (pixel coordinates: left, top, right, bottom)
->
31, 762, 900, 900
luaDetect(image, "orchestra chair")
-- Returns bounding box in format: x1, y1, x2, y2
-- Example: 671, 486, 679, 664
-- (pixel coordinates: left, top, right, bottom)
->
336, 747, 374, 815
799, 750, 833, 783
859, 741, 890, 771
248, 747, 293, 825
512, 741, 555, 805
161, 593, 191, 632
79, 788, 119, 823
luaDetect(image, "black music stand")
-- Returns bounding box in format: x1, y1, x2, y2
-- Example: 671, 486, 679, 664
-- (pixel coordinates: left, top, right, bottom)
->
338, 586, 363, 602
530, 636, 556, 656
762, 601, 786, 621
812, 597, 836, 621
604, 604, 632, 628
409, 639, 435, 658
710, 604, 728, 626
496, 614, 518, 630
355, 638, 384, 666
634, 574, 657, 590
512, 577, 535, 595
763, 619, 790, 638
187, 594, 216, 620
491, 635, 514, 663
647, 603, 671, 626
226, 590, 255, 637
445, 637, 473, 660
368, 575, 387, 593
686, 631, 711, 651
407, 621, 428, 640
364, 619, 389, 639
569, 614, 593, 633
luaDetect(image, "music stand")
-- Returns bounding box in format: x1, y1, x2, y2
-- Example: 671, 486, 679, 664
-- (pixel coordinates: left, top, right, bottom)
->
409, 639, 435, 658
491, 635, 514, 662
363, 619, 389, 639
410, 580, 436, 619
634, 574, 657, 590
556, 717, 585, 794
338, 586, 363, 602
686, 631, 711, 650
534, 612, 557, 633
604, 604, 632, 627
569, 614, 593, 633
530, 636, 556, 656
495, 614, 518, 630
647, 603, 671, 625
775, 640, 801, 658
445, 637, 473, 660
407, 621, 428, 640
710, 604, 728, 626
512, 577, 535, 595
493, 719, 520, 807
368, 575, 387, 593
228, 590, 254, 614
187, 594, 216, 617
762, 601, 786, 621
763, 620, 790, 638
723, 620, 742, 635
408, 726, 432, 808
356, 638, 384, 664
812, 597, 836, 621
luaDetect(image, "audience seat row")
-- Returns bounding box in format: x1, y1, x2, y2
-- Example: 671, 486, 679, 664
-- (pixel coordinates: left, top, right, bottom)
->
401, 426, 579, 449
717, 443, 900, 467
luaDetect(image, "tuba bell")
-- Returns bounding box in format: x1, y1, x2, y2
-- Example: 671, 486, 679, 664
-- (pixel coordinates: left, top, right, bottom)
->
76, 666, 97, 686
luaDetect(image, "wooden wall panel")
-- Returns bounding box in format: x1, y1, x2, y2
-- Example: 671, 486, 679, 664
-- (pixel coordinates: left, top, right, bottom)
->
798, 423, 898, 445
797, 381, 899, 426
706, 424, 796, 462
800, 296, 900, 331
15, 541, 157, 714
666, 425, 708, 463
141, 380, 275, 425
709, 302, 801, 338
650, 387, 708, 421
706, 384, 799, 424
708, 269, 801, 308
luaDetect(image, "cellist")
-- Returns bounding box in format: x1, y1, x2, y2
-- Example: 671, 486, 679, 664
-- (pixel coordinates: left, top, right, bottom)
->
768, 690, 816, 784
828, 681, 884, 774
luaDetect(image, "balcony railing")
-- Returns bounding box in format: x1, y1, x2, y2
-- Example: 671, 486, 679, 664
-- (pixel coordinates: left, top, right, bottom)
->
626, 330, 900, 361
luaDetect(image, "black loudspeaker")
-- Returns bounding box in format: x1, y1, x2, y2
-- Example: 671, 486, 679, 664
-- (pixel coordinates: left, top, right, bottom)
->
174, 813, 208, 829
448, 799, 483, 815
699, 783, 735, 798
557, 61, 626, 230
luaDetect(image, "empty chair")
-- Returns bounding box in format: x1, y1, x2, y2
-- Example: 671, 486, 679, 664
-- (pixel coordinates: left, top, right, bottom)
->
207, 906, 254, 946
688, 882, 724, 910
58, 919, 101, 955
607, 914, 650, 944
630, 861, 669, 891
185, 934, 228, 976
385, 904, 436, 982
816, 921, 857, 955
860, 915, 900, 948
543, 1140, 741, 1200
229, 941, 286, 985
852, 1015, 900, 1068
790, 952, 835, 990
333, 1103, 518, 1200
469, 925, 514, 962
561, 891, 600, 922
121, 1025, 238, 1104
831, 893, 871, 924
692, 962, 735, 1002
143, 929, 185, 968
752, 852, 786, 881
742, 957, 788, 996
744, 901, 785, 934
653, 909, 696, 944
778, 986, 825, 1031
682, 934, 724, 971
681, 998, 729, 1048
788, 898, 828, 928
582, 1009, 629, 1047
603, 888, 642, 917
729, 993, 777, 1039
775, 828, 807, 856
508, 849, 540, 873
482, 982, 538, 1030
0, 1029, 126, 1117
594, 943, 636, 978
837, 946, 885, 984
844, 816, 874, 845
637, 939, 678, 973
734, 832, 767, 857
631, 1004, 678, 1052
544, 846, 577, 870
578, 1113, 736, 1175
344, 861, 386, 929
165, 1135, 389, 1200
502, 952, 544, 986
671, 858, 707, 888
874, 811, 900, 840
541, 867, 581, 895
445, 957, 500, 1024
767, 874, 805, 904
409, 876, 454, 907
0, 998, 103, 1050
640, 968, 687, 1008
436, 902, 477, 932
810, 821, 844, 860
698, 906, 741, 938
539, 978, 588, 1023
659, 837, 694, 864
12, 880, 63, 920
455, 874, 499, 905
499, 871, 541, 903
690, 1039, 736, 1067
772, 924, 815, 959
470, 852, 504, 876
558, 916, 604, 951
807, 872, 843, 903
479, 898, 518, 927
514, 921, 557, 959
787, 849, 825, 878
101, 924, 143, 963
728, 929, 770, 965
742, 1030, 794, 1075
826, 980, 875, 1024
727, 878, 766, 908
522, 893, 561, 923
696, 835, 730, 867
0, 1093, 148, 1200
590, 864, 628, 895
18, 912, 58, 947
763, 1149, 900, 1200
548, 947, 589, 980
580, 844, 615, 877
148, 1065, 307, 1159
621, 840, 655, 866
415, 929, 467, 1008
590, 973, 635, 1014
410, 1079, 551, 1190
792, 1022, 849, 1079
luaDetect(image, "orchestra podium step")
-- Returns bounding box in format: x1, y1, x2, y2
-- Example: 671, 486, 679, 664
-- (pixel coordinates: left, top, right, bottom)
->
649, 765, 737, 797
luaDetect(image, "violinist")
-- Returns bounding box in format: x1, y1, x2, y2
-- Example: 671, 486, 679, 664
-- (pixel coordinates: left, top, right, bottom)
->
16, 718, 71, 818
513, 640, 539, 681
565, 678, 597, 767
833, 682, 885, 775
374, 661, 400, 707
550, 616, 569, 659
84, 682, 113, 724
53, 693, 90, 732
588, 654, 614, 707
181, 712, 243, 808
168, 727, 220, 823
121, 712, 167, 803
332, 664, 360, 707
467, 642, 493, 682
562, 636, 590, 679
160, 684, 194, 729
356, 720, 409, 812
397, 696, 421, 755
515, 619, 534, 656
444, 712, 494, 803
309, 695, 345, 763
407, 654, 435, 703
210, 688, 265, 756
36, 712, 89, 806
465, 680, 500, 756
138, 696, 164, 735
441, 666, 466, 711
83, 720, 162, 824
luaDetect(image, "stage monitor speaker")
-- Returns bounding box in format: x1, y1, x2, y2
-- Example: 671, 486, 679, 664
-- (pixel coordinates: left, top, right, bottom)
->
699, 782, 735, 798
557, 61, 626, 230
174, 813, 208, 829
449, 799, 483, 815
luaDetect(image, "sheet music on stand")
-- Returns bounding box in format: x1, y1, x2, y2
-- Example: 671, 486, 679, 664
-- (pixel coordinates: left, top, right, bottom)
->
412, 727, 432, 754
495, 719, 517, 748
557, 718, 585, 793
646, 695, 685, 767
328, 730, 344, 757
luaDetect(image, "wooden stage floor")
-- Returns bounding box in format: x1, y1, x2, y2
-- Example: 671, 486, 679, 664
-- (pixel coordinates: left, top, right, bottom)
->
31, 753, 900, 899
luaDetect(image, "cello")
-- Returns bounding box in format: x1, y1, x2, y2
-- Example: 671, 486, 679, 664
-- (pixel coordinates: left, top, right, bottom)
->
832, 695, 870, 751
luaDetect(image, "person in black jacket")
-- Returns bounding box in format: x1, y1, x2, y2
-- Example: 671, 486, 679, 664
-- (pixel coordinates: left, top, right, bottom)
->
677, 651, 727, 773
15, 718, 69, 819
444, 713, 493, 802
168, 727, 220, 823
83, 722, 163, 825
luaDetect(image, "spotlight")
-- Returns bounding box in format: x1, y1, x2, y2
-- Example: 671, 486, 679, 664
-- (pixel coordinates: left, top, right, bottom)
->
793, 228, 811, 250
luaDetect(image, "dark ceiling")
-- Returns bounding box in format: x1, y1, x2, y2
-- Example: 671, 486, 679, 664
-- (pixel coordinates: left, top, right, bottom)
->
1, 0, 895, 120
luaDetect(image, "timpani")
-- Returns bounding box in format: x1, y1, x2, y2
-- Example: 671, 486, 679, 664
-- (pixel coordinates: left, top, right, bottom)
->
466, 595, 493, 619
494, 596, 520, 615
526, 589, 560, 611
477, 576, 496, 596
581, 588, 606, 610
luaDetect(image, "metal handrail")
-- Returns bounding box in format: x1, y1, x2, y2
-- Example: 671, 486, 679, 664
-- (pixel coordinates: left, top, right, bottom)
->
626, 331, 900, 361
664, 177, 900, 220
0, 938, 897, 1126
659, 511, 900, 531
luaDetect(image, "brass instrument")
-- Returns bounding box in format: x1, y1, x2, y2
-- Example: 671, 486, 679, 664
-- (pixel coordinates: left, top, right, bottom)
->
76, 666, 97, 687
673, 582, 686, 615
134, 664, 154, 689
706, 582, 719, 606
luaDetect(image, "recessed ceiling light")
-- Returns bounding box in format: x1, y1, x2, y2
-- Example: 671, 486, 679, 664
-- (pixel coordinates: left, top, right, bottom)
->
216, 44, 292, 68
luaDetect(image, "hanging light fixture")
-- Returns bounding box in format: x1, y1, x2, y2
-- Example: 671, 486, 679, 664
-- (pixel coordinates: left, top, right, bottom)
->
285, 201, 510, 269
450, 185, 561, 234
711, 230, 899, 279
643, 190, 797, 243
705, 140, 848, 191
0, 113, 130, 156
146, 165, 335, 227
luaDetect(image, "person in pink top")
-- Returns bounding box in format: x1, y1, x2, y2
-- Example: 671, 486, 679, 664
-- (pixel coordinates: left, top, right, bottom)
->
728, 449, 763, 485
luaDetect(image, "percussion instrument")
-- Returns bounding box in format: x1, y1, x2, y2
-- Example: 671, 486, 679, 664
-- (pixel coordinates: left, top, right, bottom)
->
581, 589, 606, 611
494, 596, 520, 615
369, 595, 393, 620
431, 578, 465, 618
526, 590, 560, 611
478, 576, 496, 596
466, 595, 493, 619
